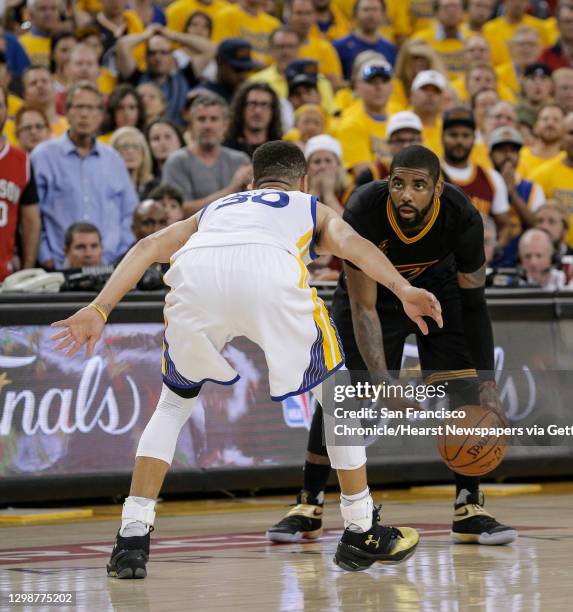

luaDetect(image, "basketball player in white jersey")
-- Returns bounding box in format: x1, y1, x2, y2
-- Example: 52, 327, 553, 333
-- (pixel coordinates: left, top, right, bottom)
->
51, 141, 443, 576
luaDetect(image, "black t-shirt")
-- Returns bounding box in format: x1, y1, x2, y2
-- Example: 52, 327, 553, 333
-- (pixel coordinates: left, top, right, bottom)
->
339, 180, 485, 306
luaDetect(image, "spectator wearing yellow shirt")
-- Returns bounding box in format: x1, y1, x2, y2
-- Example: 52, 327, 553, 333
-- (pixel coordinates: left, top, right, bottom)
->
74, 26, 118, 94
454, 63, 516, 109
334, 60, 393, 175
414, 0, 467, 79
409, 69, 446, 158
530, 112, 573, 247
472, 87, 499, 140
520, 63, 554, 114
483, 0, 556, 68
166, 0, 230, 32
249, 27, 336, 116
465, 0, 496, 34
284, 0, 343, 89
312, 0, 350, 41
19, 0, 62, 66
4, 64, 68, 146
495, 26, 543, 98
212, 0, 281, 67
553, 67, 573, 114
518, 103, 565, 178
283, 103, 327, 148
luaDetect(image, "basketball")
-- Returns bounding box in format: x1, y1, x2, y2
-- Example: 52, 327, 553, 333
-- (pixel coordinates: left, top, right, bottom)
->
437, 405, 509, 477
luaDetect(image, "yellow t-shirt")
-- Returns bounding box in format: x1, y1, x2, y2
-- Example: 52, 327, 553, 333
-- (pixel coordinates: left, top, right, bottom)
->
517, 147, 565, 179
334, 102, 389, 169
471, 141, 492, 169
483, 15, 557, 68
166, 0, 231, 32
298, 36, 343, 80
333, 0, 411, 39
19, 32, 51, 67
530, 156, 573, 246
422, 120, 443, 159
495, 62, 520, 96
212, 5, 281, 66
8, 94, 23, 119
311, 5, 350, 42
76, 0, 102, 13
97, 68, 117, 95
248, 64, 336, 116
414, 26, 465, 78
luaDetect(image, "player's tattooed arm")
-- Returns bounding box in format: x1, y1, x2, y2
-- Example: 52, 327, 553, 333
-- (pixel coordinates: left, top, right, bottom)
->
457, 263, 486, 289
345, 264, 390, 382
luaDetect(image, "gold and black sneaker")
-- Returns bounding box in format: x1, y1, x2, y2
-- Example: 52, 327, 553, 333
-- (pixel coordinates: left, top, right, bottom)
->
107, 529, 152, 579
266, 490, 324, 543
333, 506, 419, 572
451, 489, 518, 545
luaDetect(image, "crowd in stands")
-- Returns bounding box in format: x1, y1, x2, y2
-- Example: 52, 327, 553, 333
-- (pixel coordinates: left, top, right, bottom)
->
2, 0, 573, 290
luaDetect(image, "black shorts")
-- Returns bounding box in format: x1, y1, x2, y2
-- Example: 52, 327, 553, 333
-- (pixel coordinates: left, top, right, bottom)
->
331, 292, 478, 388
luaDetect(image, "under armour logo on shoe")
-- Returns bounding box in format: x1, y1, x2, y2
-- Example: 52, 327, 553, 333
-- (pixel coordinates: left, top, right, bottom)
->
365, 535, 380, 549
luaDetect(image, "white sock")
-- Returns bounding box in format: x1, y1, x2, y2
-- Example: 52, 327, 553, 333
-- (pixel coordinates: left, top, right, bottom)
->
340, 487, 373, 533
120, 496, 155, 537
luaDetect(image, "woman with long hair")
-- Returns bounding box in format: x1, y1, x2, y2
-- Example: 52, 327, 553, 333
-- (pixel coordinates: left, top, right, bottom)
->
137, 82, 168, 125
110, 127, 159, 199
145, 118, 185, 178
393, 39, 448, 108
50, 32, 77, 94
100, 84, 146, 143
15, 106, 51, 154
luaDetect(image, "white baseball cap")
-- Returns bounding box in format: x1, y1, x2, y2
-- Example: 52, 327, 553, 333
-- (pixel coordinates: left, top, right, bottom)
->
304, 134, 343, 161
387, 111, 423, 137
411, 70, 447, 92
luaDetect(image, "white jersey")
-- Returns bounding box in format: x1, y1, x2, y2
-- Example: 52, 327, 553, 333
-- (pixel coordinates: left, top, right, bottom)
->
173, 189, 318, 265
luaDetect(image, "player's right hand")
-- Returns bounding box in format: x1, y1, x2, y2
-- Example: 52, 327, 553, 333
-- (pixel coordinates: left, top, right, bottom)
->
400, 286, 443, 335
50, 307, 106, 358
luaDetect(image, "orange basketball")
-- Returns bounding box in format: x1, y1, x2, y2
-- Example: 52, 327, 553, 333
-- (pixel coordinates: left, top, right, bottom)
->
437, 405, 509, 476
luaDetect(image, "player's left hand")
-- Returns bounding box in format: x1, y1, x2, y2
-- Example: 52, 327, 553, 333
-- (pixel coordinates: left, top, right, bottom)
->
50, 307, 106, 358
400, 286, 443, 335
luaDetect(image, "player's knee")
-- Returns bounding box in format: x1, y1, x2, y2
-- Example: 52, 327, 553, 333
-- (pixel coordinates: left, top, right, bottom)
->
326, 444, 366, 471
136, 384, 198, 464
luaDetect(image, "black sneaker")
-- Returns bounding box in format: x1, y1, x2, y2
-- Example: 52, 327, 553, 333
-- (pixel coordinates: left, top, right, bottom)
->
451, 490, 518, 545
266, 490, 324, 543
107, 529, 152, 579
334, 506, 419, 572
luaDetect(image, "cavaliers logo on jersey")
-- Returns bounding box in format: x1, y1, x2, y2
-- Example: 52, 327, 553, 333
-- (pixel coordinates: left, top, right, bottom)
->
395, 260, 440, 281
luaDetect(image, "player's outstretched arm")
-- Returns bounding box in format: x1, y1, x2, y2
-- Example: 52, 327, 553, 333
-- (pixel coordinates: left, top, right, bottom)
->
50, 214, 200, 357
315, 203, 443, 333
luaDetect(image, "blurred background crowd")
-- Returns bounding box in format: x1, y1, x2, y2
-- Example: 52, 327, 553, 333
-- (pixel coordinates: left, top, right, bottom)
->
2, 0, 573, 290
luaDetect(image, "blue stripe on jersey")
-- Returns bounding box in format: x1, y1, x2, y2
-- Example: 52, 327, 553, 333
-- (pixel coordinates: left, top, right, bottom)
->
162, 336, 239, 389
309, 195, 319, 260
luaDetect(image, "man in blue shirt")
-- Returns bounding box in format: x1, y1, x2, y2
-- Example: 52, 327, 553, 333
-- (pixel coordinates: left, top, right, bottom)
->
31, 81, 139, 269
333, 0, 396, 81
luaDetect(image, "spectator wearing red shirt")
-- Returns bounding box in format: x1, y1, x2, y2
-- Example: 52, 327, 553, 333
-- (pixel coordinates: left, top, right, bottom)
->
0, 86, 41, 281
540, 3, 573, 70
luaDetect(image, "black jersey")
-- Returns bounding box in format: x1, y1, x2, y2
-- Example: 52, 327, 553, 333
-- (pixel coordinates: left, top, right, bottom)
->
339, 180, 485, 305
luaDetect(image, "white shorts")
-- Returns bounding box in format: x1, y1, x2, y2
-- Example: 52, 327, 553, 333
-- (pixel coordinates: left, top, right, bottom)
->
162, 244, 345, 400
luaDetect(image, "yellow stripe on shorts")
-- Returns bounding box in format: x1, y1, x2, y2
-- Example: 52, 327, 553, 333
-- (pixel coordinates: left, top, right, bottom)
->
295, 254, 342, 370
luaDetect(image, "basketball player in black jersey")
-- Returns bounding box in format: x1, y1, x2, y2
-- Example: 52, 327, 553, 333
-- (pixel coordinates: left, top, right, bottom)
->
267, 145, 517, 546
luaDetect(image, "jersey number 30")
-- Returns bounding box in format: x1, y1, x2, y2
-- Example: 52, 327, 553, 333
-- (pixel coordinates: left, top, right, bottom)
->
216, 191, 290, 210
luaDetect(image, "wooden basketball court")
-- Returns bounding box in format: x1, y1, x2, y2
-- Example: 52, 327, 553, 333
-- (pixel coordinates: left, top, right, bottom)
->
1, 484, 571, 611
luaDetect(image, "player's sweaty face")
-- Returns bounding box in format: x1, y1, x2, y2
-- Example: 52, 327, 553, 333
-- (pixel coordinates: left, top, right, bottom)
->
389, 168, 436, 229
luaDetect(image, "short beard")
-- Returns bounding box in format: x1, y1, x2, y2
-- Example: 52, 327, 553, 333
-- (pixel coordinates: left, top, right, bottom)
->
445, 148, 471, 164
392, 198, 435, 230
